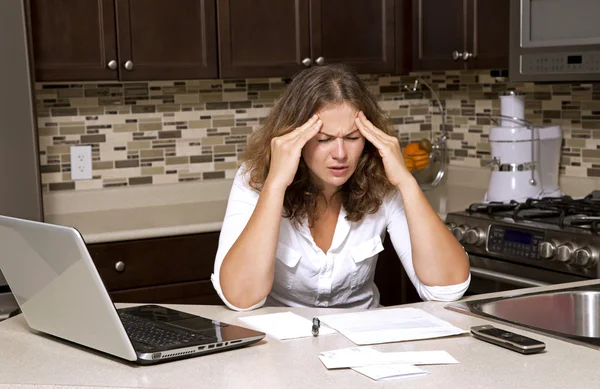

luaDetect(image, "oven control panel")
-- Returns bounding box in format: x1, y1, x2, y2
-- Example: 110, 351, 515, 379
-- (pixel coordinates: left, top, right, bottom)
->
487, 225, 545, 260
445, 212, 600, 276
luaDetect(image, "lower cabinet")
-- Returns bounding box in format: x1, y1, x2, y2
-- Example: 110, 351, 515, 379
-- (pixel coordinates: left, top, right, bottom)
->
87, 230, 419, 306
87, 232, 222, 305
374, 233, 421, 306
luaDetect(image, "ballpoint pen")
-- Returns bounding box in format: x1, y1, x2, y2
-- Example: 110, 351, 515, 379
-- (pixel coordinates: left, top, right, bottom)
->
312, 317, 320, 337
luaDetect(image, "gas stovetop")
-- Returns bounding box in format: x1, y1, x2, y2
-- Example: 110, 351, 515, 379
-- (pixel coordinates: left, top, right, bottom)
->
445, 192, 600, 279
466, 192, 600, 234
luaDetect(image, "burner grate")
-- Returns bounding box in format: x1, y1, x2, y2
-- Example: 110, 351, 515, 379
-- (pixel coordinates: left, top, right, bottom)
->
467, 193, 600, 233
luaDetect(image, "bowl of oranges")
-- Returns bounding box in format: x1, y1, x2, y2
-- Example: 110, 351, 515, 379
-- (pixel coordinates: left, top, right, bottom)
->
402, 138, 445, 189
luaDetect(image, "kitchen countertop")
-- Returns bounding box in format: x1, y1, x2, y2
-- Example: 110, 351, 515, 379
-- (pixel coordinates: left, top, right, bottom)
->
42, 165, 600, 244
1, 279, 600, 388
43, 166, 490, 244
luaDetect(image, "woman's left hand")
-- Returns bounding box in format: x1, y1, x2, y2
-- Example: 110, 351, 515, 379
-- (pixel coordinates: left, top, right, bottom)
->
355, 111, 412, 187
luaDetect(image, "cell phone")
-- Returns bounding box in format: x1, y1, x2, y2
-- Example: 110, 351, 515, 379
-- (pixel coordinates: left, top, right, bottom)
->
470, 325, 546, 354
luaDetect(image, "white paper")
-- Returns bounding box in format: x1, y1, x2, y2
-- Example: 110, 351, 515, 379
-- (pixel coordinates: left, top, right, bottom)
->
352, 364, 429, 381
318, 346, 459, 369
238, 311, 336, 340
318, 307, 467, 345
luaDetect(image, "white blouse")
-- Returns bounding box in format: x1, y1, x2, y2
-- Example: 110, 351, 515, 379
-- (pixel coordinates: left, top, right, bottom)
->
211, 167, 470, 311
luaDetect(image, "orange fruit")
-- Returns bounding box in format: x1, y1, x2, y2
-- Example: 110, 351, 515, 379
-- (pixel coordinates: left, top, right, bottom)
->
403, 141, 430, 171
404, 156, 415, 172
403, 142, 421, 155
414, 158, 430, 170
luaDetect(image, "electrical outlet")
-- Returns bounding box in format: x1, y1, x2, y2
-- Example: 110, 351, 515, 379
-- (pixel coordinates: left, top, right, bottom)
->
70, 145, 92, 180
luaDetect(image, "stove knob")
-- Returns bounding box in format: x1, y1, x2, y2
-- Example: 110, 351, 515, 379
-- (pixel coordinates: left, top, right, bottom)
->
451, 225, 468, 242
445, 222, 456, 231
555, 243, 575, 263
465, 227, 486, 246
573, 247, 598, 268
538, 241, 556, 259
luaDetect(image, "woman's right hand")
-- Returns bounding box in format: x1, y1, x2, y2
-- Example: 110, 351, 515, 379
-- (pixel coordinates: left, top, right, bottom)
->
265, 114, 322, 190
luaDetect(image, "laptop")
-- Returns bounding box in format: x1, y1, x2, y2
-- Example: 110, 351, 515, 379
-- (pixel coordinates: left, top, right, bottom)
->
0, 215, 265, 365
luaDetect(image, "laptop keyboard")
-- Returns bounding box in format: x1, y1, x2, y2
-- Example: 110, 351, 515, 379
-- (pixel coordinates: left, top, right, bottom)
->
119, 312, 212, 348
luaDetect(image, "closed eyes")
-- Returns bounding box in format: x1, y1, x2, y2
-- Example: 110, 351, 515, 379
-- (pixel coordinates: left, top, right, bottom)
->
317, 136, 361, 143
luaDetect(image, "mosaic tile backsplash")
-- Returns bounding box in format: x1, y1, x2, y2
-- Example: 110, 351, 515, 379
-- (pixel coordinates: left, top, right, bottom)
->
36, 70, 600, 192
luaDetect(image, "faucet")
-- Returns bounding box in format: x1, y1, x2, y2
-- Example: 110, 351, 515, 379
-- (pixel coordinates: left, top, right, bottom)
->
402, 78, 448, 190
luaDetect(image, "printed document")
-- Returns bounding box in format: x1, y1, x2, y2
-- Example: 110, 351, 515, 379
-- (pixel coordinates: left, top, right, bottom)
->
318, 307, 467, 345
239, 312, 336, 340
352, 364, 428, 381
318, 346, 459, 369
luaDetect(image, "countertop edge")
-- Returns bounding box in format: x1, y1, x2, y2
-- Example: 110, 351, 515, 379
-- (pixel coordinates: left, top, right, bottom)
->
82, 222, 224, 244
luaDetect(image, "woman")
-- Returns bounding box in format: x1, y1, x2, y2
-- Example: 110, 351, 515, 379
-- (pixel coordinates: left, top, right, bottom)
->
212, 64, 470, 311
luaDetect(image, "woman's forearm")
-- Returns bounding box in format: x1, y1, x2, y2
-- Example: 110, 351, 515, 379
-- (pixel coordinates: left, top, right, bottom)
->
396, 176, 470, 286
219, 181, 287, 308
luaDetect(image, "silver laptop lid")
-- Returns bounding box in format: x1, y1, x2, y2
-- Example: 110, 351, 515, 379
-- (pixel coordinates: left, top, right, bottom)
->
0, 215, 137, 361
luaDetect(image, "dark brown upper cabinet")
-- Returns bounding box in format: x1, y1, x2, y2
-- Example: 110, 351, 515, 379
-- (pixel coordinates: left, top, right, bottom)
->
310, 0, 396, 75
218, 0, 397, 79
412, 0, 509, 71
466, 0, 509, 70
217, 0, 310, 78
28, 0, 119, 81
28, 0, 218, 82
115, 0, 217, 81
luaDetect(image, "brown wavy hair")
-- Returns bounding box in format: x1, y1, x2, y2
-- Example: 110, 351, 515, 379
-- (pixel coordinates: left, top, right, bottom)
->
242, 64, 396, 224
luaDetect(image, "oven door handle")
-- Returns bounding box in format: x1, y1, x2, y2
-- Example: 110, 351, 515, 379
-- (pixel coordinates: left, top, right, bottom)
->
470, 267, 550, 287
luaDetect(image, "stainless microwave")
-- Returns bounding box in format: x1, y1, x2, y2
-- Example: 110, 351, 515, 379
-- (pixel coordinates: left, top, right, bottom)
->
510, 0, 600, 82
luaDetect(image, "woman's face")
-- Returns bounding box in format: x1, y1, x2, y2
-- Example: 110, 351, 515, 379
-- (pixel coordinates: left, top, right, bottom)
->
301, 102, 366, 194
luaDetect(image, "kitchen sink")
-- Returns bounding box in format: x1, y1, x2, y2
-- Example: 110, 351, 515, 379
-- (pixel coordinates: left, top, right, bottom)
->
446, 284, 600, 349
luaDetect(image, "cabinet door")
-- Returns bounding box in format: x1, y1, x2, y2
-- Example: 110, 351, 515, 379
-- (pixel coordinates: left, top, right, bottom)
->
115, 0, 218, 81
466, 0, 509, 69
374, 233, 421, 306
217, 0, 310, 78
412, 0, 466, 70
27, 0, 118, 81
310, 0, 395, 74
87, 232, 219, 292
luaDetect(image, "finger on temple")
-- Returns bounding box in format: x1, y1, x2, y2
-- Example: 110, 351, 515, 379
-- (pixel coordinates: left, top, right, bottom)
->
355, 117, 383, 148
296, 114, 319, 132
297, 119, 322, 145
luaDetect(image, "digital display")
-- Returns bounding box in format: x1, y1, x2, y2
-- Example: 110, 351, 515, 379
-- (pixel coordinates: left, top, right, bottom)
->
503, 229, 533, 245
568, 55, 582, 64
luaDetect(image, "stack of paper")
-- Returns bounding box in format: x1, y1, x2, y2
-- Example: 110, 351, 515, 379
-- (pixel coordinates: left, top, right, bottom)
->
238, 312, 336, 340
318, 346, 459, 381
318, 307, 467, 345
352, 364, 428, 381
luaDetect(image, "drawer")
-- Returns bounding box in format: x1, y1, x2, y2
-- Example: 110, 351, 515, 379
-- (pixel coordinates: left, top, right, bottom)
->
110, 280, 223, 305
87, 232, 220, 291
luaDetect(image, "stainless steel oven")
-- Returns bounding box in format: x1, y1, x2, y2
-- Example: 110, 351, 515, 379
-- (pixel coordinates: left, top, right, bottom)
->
510, 0, 600, 82
466, 254, 585, 295
446, 196, 600, 296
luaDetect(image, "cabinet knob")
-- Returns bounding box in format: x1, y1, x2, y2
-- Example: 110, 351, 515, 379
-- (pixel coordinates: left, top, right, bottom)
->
115, 261, 125, 272
452, 50, 463, 61
107, 60, 117, 70
462, 52, 474, 61
124, 60, 134, 71
315, 56, 325, 66
301, 57, 312, 67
